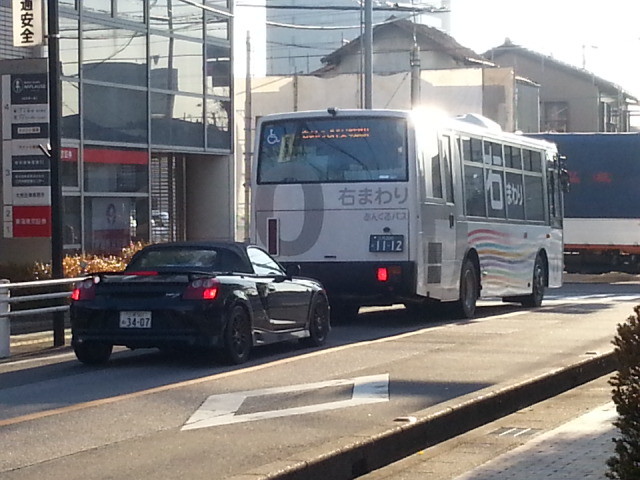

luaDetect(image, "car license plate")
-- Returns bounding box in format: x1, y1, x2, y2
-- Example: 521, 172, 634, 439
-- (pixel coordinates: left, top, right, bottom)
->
369, 234, 404, 252
119, 311, 152, 328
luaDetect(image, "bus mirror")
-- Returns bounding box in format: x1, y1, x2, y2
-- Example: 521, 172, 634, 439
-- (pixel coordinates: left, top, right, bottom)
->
559, 155, 570, 193
560, 168, 570, 193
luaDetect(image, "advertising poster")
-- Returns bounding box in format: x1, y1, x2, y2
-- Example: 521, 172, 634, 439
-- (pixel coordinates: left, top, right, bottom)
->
91, 198, 131, 254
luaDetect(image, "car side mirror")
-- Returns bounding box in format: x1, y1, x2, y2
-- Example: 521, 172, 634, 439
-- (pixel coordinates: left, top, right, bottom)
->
285, 264, 301, 278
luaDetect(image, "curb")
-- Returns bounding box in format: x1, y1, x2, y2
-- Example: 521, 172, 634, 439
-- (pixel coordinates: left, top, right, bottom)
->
231, 351, 617, 480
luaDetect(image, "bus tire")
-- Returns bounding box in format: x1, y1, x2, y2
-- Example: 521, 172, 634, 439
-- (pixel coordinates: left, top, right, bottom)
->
521, 254, 546, 308
453, 258, 478, 319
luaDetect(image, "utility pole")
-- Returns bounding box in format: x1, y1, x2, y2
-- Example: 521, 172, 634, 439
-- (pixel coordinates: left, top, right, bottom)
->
363, 0, 372, 109
47, 0, 65, 346
243, 31, 252, 242
410, 43, 421, 108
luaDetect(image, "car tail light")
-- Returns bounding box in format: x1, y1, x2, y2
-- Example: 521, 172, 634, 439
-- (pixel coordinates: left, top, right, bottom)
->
183, 278, 220, 300
71, 278, 97, 301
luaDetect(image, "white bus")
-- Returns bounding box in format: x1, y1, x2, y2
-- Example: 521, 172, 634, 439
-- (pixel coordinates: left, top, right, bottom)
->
251, 108, 566, 320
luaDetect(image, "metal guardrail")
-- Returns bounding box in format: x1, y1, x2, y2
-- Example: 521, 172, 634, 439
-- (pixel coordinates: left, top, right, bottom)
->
0, 276, 89, 358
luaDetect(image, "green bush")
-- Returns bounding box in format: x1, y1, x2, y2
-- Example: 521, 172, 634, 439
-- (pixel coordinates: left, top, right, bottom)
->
607, 305, 640, 479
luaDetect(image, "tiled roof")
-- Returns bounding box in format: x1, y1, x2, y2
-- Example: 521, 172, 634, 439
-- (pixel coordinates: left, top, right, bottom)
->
318, 16, 493, 71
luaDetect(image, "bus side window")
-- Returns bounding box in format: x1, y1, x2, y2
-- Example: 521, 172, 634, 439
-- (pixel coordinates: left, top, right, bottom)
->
464, 164, 486, 216
441, 135, 454, 203
431, 152, 443, 199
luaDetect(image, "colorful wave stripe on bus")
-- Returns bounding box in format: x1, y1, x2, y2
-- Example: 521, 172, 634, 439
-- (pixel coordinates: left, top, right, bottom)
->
468, 229, 537, 286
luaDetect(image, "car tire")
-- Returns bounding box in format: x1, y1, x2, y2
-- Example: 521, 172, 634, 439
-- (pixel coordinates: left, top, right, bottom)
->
73, 341, 113, 365
452, 258, 478, 319
301, 294, 330, 347
521, 254, 546, 308
221, 305, 252, 364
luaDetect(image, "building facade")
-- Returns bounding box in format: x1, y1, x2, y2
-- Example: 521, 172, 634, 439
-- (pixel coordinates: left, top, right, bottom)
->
485, 40, 638, 133
0, 1, 235, 264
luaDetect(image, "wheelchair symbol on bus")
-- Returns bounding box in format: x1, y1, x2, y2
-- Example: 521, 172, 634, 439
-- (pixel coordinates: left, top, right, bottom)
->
266, 128, 280, 145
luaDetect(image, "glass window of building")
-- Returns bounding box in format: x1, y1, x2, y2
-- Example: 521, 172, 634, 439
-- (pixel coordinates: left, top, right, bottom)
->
83, 1, 112, 16
206, 0, 231, 7
116, 0, 145, 23
82, 84, 148, 143
62, 81, 80, 140
83, 22, 147, 87
206, 98, 230, 149
151, 93, 204, 148
60, 15, 79, 78
84, 196, 149, 254
150, 35, 204, 94
83, 147, 149, 193
61, 146, 79, 188
63, 196, 81, 248
150, 0, 203, 38
206, 43, 230, 96
206, 14, 229, 40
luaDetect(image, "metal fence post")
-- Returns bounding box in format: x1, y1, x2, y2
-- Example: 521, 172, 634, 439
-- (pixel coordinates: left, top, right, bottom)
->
0, 279, 10, 358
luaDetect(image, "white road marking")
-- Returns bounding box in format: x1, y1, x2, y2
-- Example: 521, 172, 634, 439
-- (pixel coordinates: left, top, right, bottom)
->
181, 373, 389, 430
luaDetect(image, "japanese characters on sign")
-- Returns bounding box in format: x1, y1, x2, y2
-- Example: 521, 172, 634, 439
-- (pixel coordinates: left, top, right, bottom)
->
12, 0, 44, 47
2, 73, 51, 238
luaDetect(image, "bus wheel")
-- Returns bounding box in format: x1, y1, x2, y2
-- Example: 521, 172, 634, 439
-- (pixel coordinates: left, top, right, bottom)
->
521, 255, 546, 308
453, 259, 478, 319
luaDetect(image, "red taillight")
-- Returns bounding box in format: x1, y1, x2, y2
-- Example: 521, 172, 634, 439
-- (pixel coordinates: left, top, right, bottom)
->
377, 267, 389, 282
183, 278, 220, 300
376, 266, 402, 283
71, 279, 97, 301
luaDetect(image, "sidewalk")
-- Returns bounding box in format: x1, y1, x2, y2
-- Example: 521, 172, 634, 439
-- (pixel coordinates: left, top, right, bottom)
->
2, 329, 71, 360
361, 374, 618, 480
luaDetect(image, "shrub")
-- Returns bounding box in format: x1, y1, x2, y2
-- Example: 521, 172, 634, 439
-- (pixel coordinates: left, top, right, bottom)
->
32, 242, 148, 279
607, 305, 640, 479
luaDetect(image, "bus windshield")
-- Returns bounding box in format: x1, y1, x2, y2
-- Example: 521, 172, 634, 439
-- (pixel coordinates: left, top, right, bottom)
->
257, 117, 408, 184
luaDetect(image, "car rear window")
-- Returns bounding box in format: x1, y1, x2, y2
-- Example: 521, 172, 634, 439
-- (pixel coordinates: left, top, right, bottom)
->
127, 248, 248, 272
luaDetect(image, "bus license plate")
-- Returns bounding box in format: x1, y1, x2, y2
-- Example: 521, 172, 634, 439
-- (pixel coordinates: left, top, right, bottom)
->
119, 311, 152, 328
369, 234, 404, 252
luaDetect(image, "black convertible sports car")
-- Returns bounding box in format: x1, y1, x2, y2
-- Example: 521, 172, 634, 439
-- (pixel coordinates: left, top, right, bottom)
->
70, 241, 330, 365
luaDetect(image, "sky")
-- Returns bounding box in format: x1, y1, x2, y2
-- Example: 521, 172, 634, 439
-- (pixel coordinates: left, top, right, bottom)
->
446, 0, 640, 97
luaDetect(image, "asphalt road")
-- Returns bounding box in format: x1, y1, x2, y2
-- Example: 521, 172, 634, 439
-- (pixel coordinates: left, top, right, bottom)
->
1, 281, 639, 480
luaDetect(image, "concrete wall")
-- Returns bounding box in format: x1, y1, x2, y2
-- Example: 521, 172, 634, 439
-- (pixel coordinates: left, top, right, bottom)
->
185, 153, 235, 242
489, 52, 600, 132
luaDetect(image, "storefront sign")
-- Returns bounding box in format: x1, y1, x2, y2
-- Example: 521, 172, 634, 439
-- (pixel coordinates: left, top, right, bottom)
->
12, 0, 44, 47
12, 205, 51, 237
1, 73, 51, 238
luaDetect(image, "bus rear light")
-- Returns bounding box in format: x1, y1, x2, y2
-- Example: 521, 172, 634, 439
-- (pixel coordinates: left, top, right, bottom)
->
267, 218, 279, 255
183, 278, 220, 300
377, 266, 402, 282
377, 267, 389, 282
